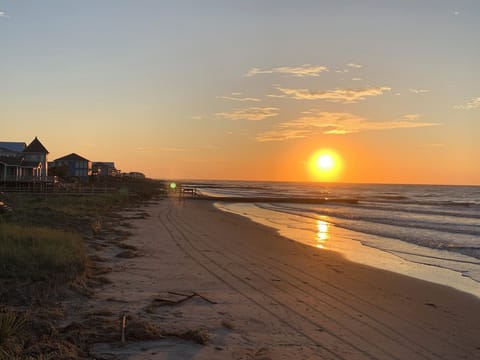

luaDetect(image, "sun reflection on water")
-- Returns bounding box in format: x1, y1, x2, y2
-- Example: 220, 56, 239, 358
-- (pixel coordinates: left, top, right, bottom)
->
316, 220, 330, 249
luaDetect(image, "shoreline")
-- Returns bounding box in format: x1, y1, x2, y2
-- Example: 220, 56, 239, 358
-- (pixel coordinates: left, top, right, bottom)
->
216, 202, 480, 299
89, 197, 480, 359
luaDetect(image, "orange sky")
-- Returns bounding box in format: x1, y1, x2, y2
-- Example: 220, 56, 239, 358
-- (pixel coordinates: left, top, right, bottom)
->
1, 2, 479, 185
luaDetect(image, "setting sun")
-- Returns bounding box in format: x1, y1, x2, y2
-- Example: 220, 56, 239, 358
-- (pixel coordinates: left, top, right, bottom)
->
317, 154, 334, 170
308, 149, 343, 181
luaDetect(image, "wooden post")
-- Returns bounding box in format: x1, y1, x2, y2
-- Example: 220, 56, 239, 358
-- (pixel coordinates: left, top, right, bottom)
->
121, 314, 127, 343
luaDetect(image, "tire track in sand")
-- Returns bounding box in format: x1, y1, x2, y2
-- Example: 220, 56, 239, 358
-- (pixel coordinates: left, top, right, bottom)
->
168, 204, 449, 360
158, 206, 350, 359
160, 202, 393, 360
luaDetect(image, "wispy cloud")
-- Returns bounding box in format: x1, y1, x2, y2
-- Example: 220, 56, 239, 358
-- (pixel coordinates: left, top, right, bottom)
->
0, 11, 9, 18
274, 86, 391, 103
216, 93, 260, 102
454, 97, 480, 110
246, 64, 328, 77
403, 113, 421, 121
216, 107, 279, 121
256, 111, 438, 141
136, 147, 153, 152
409, 88, 431, 94
352, 77, 363, 81
346, 63, 363, 68
158, 145, 220, 152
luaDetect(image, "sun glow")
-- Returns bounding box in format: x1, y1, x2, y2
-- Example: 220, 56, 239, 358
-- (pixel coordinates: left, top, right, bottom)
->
317, 154, 334, 170
308, 149, 343, 181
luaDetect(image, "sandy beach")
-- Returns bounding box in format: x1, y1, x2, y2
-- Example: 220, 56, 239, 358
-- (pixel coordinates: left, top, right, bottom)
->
89, 198, 480, 360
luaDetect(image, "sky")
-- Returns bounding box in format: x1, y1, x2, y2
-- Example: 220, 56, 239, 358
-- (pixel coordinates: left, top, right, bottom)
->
1, 0, 479, 184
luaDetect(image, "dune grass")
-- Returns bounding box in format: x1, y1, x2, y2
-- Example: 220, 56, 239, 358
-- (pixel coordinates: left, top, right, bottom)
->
0, 223, 86, 281
0, 178, 165, 358
0, 178, 165, 282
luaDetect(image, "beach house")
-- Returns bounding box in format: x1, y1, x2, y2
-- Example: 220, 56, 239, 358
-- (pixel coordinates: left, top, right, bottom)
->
92, 162, 119, 177
52, 153, 92, 181
0, 137, 49, 181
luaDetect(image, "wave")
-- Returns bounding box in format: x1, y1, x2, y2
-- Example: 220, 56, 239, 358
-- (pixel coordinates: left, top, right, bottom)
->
259, 202, 480, 235
190, 181, 480, 209
254, 203, 480, 259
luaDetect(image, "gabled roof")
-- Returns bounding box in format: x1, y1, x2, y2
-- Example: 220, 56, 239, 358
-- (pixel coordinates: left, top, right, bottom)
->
0, 142, 26, 152
54, 153, 90, 162
24, 137, 49, 154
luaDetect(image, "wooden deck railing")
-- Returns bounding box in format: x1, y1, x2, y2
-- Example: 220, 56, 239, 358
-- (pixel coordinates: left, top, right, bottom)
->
0, 175, 56, 183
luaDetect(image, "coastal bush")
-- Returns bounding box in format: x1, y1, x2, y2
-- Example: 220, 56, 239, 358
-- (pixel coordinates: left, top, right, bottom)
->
0, 224, 86, 281
0, 311, 25, 358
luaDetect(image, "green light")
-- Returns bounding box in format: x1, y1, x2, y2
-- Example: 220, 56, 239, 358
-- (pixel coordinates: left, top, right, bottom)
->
170, 182, 177, 189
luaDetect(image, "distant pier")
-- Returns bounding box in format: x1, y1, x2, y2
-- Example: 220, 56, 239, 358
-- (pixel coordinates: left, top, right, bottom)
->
172, 184, 358, 204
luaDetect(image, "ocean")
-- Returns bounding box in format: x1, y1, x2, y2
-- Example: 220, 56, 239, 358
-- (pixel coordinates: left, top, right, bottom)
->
184, 181, 480, 298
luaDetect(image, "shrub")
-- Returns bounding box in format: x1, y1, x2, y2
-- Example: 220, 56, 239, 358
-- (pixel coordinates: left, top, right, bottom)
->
0, 311, 25, 358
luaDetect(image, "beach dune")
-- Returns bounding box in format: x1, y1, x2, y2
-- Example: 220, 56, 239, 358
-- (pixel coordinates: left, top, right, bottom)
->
92, 198, 480, 359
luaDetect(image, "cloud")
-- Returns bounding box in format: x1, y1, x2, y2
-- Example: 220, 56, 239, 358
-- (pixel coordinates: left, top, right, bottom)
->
216, 107, 279, 121
246, 64, 328, 77
403, 113, 421, 121
409, 88, 431, 94
346, 63, 363, 68
256, 111, 439, 141
0, 11, 9, 18
453, 97, 480, 110
453, 10, 460, 15
217, 93, 260, 102
352, 77, 363, 81
274, 86, 391, 103
136, 147, 153, 152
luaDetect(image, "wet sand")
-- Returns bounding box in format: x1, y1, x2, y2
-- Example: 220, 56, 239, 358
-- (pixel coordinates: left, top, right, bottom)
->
91, 198, 480, 359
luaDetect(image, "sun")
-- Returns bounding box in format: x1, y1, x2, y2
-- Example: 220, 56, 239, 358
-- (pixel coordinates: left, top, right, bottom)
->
317, 154, 334, 170
308, 149, 343, 181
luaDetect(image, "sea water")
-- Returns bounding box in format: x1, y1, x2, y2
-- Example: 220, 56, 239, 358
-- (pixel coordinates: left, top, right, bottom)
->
185, 181, 480, 298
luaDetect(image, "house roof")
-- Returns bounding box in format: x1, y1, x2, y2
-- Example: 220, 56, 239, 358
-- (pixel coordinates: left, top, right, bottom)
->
24, 137, 49, 154
93, 162, 115, 167
0, 156, 23, 166
0, 142, 26, 152
54, 153, 90, 162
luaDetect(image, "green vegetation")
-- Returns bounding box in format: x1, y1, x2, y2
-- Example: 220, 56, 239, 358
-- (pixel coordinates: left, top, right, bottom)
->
0, 178, 165, 281
0, 224, 86, 281
0, 178, 165, 358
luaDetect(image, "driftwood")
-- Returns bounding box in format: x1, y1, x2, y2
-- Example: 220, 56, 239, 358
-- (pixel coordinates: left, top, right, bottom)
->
153, 291, 217, 306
